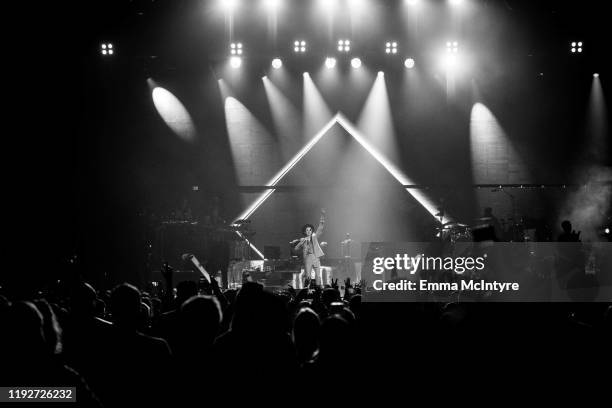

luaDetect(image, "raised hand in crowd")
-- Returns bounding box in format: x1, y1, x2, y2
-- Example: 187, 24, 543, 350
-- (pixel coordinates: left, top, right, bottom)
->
357, 279, 367, 294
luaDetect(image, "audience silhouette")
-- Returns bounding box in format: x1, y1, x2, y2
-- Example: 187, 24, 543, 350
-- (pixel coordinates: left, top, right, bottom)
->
0, 247, 610, 405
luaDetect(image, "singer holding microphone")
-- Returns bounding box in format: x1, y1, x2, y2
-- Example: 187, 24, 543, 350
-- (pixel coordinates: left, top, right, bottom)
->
290, 208, 326, 286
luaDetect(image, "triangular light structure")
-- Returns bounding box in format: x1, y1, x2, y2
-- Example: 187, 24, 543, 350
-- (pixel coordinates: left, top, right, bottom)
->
234, 113, 451, 259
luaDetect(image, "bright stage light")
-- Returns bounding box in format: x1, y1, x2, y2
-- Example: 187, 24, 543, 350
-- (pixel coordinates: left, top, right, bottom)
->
101, 43, 114, 56
404, 58, 415, 69
351, 58, 362, 68
605, 227, 610, 235
570, 41, 583, 53
319, 0, 336, 13
385, 42, 398, 54
337, 39, 351, 53
449, 0, 463, 5
442, 54, 458, 71
406, 0, 419, 5
230, 56, 242, 68
377, 71, 384, 77
294, 40, 306, 53
265, 0, 280, 11
221, 0, 238, 11
230, 42, 243, 55
593, 73, 599, 78
325, 57, 337, 69
440, 41, 466, 74
271, 58, 282, 69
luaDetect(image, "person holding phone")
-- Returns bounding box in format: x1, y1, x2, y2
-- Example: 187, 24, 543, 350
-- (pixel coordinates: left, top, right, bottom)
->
291, 208, 326, 286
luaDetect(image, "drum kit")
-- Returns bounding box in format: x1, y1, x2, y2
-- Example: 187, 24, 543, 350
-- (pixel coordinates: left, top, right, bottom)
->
435, 215, 528, 243
439, 221, 472, 243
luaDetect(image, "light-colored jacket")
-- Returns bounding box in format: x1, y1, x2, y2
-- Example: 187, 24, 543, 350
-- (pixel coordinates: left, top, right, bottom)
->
295, 215, 325, 258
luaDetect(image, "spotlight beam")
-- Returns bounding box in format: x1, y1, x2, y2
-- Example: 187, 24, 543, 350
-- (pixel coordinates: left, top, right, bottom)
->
262, 76, 301, 161
303, 72, 334, 141
336, 114, 451, 223
148, 79, 196, 143
234, 114, 452, 225
233, 116, 339, 222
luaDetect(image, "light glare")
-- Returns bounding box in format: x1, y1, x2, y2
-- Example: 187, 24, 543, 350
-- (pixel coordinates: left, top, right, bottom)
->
230, 56, 242, 68
222, 0, 238, 11
265, 0, 280, 10
385, 41, 398, 54
294, 40, 306, 53
338, 39, 351, 53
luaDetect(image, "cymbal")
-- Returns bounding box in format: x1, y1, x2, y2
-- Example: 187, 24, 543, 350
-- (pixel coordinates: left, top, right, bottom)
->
233, 219, 251, 224
442, 221, 468, 228
474, 217, 492, 222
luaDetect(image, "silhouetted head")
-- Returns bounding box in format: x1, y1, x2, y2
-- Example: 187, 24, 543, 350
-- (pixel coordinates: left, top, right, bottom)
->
110, 283, 141, 329
69, 282, 97, 318
302, 224, 315, 237
138, 302, 151, 331
6, 301, 47, 358
321, 288, 341, 308
176, 280, 198, 307
232, 282, 289, 334
293, 307, 320, 361
349, 294, 362, 320
293, 307, 320, 339
484, 207, 493, 217
180, 295, 222, 345
561, 220, 572, 233
32, 299, 63, 355
319, 315, 349, 358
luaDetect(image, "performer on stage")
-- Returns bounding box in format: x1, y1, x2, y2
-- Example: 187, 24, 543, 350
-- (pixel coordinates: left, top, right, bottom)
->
291, 208, 326, 286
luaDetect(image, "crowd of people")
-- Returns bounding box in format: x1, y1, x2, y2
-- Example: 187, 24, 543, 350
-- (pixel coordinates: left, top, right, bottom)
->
0, 269, 366, 406
1, 218, 611, 405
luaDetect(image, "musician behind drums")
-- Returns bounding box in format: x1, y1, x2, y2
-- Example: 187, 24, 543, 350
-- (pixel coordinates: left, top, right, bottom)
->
483, 207, 503, 241
290, 208, 326, 286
